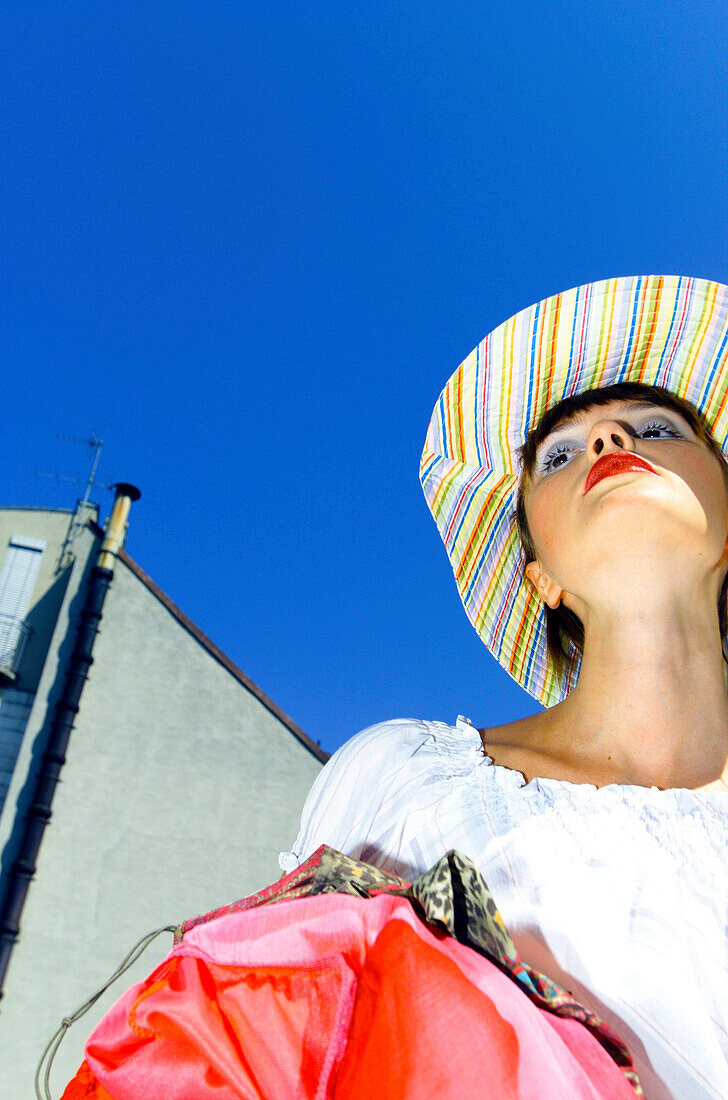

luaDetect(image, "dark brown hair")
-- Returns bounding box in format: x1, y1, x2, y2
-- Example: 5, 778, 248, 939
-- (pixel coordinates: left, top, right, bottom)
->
515, 382, 728, 672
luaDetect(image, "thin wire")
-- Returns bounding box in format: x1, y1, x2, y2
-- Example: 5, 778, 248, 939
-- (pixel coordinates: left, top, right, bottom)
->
35, 924, 176, 1100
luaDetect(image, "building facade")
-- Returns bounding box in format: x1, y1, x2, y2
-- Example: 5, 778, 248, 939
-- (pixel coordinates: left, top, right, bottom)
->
0, 494, 326, 1096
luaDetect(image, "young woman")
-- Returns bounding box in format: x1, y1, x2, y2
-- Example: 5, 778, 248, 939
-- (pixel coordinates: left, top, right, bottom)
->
281, 276, 728, 1099
65, 276, 727, 1100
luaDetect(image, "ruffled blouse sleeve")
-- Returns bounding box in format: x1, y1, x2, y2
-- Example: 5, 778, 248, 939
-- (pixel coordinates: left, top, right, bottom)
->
279, 718, 454, 876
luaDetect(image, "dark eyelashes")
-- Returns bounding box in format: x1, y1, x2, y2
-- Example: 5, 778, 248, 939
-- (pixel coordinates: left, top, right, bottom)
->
538, 442, 579, 473
639, 420, 681, 439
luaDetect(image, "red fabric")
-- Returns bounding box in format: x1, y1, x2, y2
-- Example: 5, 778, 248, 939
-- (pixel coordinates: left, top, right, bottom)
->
61, 1059, 112, 1099
336, 920, 520, 1097
66, 893, 636, 1099
335, 920, 633, 1100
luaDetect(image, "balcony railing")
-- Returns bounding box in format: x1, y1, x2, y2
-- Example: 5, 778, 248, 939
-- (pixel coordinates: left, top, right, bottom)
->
0, 614, 32, 682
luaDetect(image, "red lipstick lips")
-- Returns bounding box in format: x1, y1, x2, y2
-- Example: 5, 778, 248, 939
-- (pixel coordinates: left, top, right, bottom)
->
584, 452, 656, 494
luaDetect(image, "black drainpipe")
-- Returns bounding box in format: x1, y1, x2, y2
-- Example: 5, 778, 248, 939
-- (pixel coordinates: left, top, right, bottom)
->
0, 483, 140, 999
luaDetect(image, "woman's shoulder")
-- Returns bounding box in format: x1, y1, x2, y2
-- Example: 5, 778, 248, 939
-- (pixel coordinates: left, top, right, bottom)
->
279, 716, 486, 874
328, 715, 486, 776
307, 716, 489, 800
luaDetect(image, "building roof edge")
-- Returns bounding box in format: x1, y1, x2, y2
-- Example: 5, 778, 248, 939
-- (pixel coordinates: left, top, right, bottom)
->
86, 521, 329, 763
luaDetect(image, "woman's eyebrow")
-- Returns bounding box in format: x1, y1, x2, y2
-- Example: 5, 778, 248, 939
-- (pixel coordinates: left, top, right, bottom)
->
537, 418, 585, 449
622, 404, 695, 432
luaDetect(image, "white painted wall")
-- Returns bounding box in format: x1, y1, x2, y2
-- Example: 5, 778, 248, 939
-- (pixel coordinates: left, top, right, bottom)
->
0, 540, 322, 1097
0, 689, 34, 813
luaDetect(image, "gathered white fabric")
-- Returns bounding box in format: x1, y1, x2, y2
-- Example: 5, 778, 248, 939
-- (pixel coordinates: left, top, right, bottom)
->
280, 716, 728, 1100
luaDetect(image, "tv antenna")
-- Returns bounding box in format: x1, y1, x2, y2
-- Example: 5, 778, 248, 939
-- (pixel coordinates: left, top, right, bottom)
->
36, 433, 111, 570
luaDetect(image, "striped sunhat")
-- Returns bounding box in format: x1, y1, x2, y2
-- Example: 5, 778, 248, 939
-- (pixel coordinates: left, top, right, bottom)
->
420, 274, 728, 708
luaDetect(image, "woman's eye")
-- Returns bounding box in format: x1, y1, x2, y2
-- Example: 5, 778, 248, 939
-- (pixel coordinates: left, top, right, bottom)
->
540, 443, 580, 473
636, 419, 683, 440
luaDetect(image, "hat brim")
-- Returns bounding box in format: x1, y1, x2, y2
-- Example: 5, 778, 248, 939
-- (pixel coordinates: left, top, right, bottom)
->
420, 275, 728, 707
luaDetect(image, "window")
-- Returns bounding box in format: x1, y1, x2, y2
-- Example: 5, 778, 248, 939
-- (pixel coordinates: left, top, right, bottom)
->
0, 536, 45, 675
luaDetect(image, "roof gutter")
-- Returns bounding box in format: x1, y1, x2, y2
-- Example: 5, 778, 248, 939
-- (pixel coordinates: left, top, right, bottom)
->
0, 484, 140, 1000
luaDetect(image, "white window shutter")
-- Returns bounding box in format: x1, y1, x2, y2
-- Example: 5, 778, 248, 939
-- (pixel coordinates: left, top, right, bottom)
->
0, 537, 45, 620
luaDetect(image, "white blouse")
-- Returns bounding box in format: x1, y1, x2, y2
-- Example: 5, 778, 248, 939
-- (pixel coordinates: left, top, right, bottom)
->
280, 716, 728, 1100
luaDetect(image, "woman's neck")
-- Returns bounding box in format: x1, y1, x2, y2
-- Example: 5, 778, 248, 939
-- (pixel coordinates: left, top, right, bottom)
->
548, 590, 728, 789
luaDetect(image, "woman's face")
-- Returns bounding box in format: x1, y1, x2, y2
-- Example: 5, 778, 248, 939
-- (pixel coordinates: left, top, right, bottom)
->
522, 398, 728, 612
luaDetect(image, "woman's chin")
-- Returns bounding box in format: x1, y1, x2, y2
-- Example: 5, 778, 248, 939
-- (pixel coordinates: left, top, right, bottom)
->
584, 493, 714, 548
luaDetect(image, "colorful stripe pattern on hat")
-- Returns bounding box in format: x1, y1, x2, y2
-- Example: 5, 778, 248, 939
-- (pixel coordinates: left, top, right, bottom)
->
420, 275, 728, 707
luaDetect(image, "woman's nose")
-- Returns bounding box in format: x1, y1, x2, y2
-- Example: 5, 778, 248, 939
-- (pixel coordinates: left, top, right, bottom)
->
586, 420, 634, 458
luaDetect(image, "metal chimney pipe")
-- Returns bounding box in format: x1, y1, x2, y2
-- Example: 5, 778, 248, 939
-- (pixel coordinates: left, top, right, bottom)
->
97, 483, 141, 571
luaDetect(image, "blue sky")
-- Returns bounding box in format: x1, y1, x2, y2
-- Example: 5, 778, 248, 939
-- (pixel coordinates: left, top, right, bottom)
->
2, 3, 727, 752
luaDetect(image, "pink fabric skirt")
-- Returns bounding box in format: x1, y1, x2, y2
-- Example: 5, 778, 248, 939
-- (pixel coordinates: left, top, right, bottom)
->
64, 891, 636, 1099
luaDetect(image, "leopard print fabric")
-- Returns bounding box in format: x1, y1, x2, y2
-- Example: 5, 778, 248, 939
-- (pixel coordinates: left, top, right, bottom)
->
311, 846, 412, 898
411, 850, 521, 975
